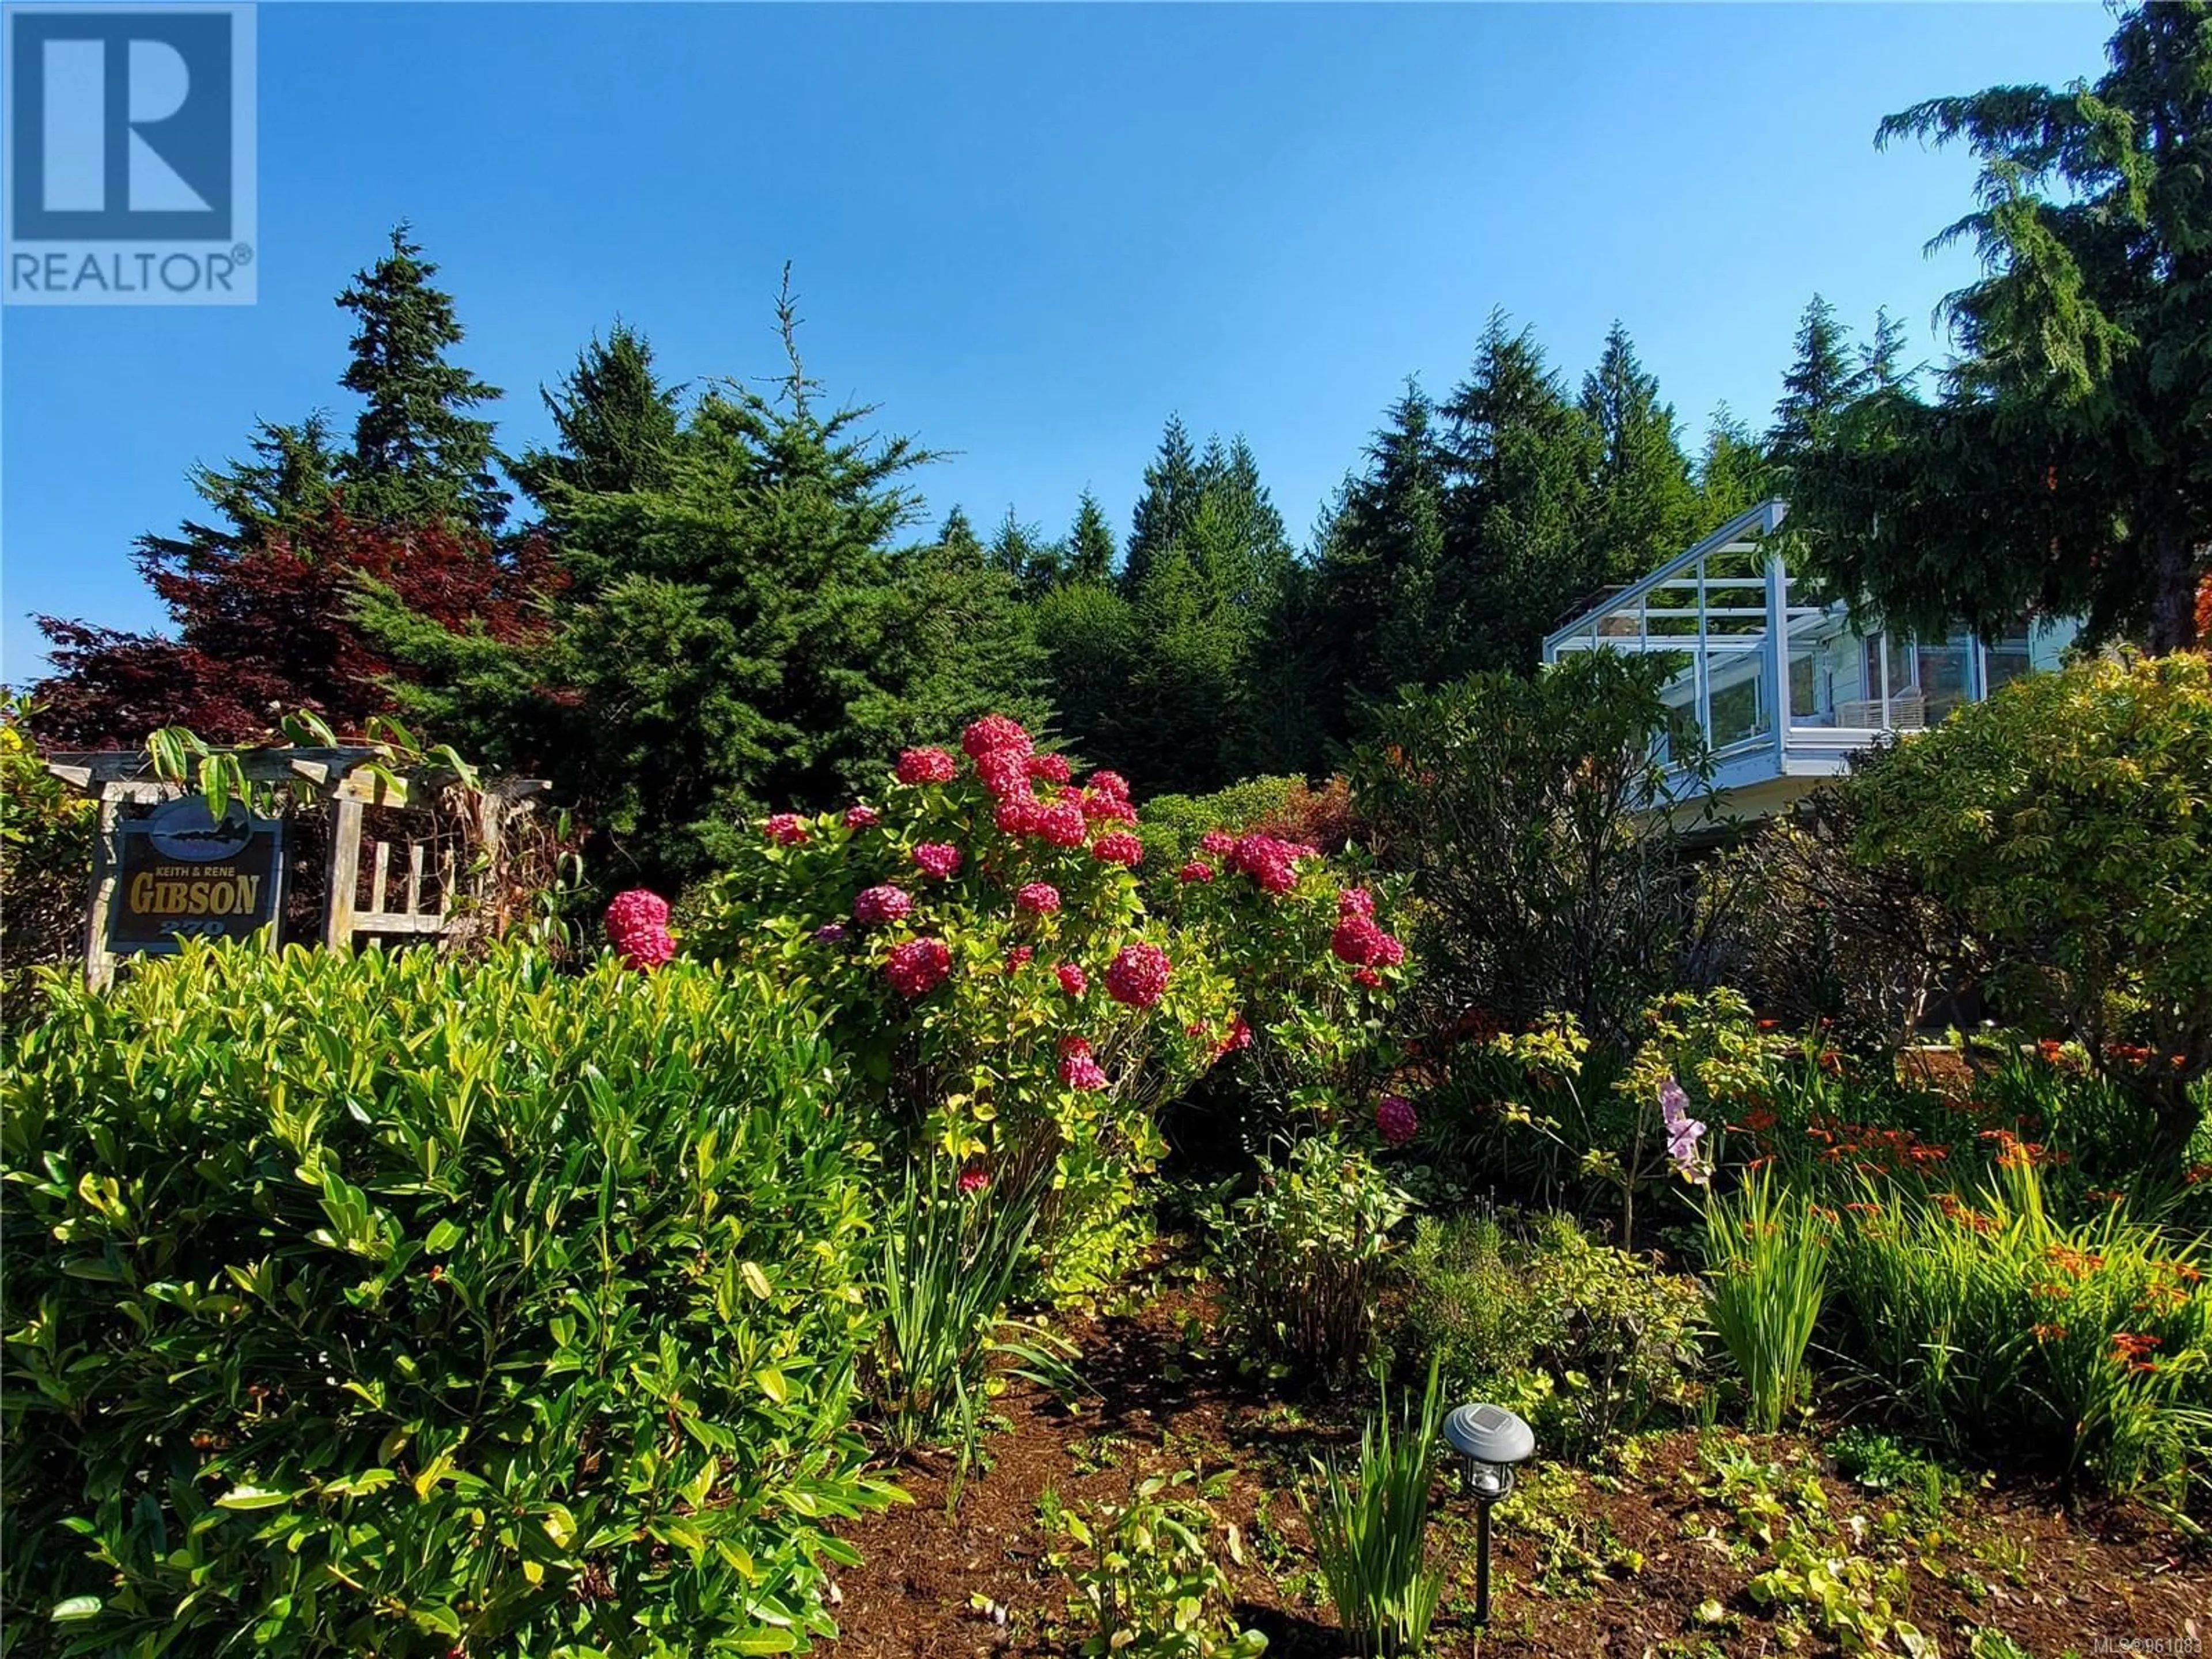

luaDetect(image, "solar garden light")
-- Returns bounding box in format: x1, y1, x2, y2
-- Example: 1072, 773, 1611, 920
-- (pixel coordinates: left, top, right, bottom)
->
1441, 1402, 1535, 1627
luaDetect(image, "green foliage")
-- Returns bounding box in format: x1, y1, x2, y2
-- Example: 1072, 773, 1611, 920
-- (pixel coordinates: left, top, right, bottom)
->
1848, 653, 2212, 1149
1206, 1138, 1411, 1386
1302, 1357, 1446, 1658
1139, 777, 1301, 884
1354, 650, 1707, 1041
0, 695, 94, 976
1703, 1165, 1834, 1433
1578, 322, 1702, 587
866, 1165, 1074, 1503
1706, 774, 1977, 1047
513, 321, 684, 505
1, 941, 897, 1657
1830, 1162, 2212, 1490
1798, 5, 2212, 652
1396, 1210, 1706, 1459
334, 223, 508, 530
1046, 1471, 1269, 1658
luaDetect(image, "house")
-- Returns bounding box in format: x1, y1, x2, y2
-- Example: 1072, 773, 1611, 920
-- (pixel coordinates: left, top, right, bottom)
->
1540, 499, 2077, 819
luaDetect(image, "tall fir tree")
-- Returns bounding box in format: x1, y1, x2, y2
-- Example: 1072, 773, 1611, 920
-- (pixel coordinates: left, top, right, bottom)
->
1123, 415, 1202, 594
1859, 305, 1911, 393
1578, 321, 1700, 582
1066, 488, 1119, 585
1692, 403, 1775, 529
1797, 2, 2211, 653
986, 506, 1063, 596
1438, 310, 1599, 673
1309, 380, 1450, 742
513, 321, 684, 510
1768, 295, 1859, 474
334, 224, 509, 529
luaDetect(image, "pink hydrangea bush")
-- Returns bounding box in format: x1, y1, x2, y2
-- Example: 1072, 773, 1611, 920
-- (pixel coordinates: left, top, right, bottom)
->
680, 714, 1409, 1289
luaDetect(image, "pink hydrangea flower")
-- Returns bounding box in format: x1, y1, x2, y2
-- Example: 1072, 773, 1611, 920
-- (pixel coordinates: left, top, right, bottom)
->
896, 747, 958, 786
1037, 801, 1088, 847
763, 812, 809, 846
957, 1166, 991, 1196
1216, 1016, 1253, 1056
1055, 962, 1088, 997
844, 804, 880, 829
1027, 752, 1071, 784
814, 922, 849, 945
1179, 860, 1215, 884
605, 889, 675, 972
1353, 966, 1382, 988
1016, 881, 1061, 915
1373, 933, 1406, 967
1225, 832, 1309, 895
1332, 915, 1385, 965
1087, 770, 1131, 802
853, 884, 914, 926
884, 937, 952, 998
1090, 831, 1143, 867
1081, 791, 1139, 825
995, 796, 1041, 836
1007, 945, 1035, 971
1105, 942, 1171, 1009
1058, 1037, 1109, 1092
1338, 887, 1374, 920
1376, 1094, 1419, 1146
962, 714, 1032, 760
913, 843, 963, 880
1199, 830, 1236, 857
975, 748, 1032, 800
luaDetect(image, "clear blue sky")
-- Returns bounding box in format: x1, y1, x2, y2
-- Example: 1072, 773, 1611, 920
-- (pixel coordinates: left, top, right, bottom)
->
1, 2, 2119, 682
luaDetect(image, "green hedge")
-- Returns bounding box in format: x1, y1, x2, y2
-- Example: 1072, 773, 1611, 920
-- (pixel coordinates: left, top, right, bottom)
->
1, 942, 897, 1658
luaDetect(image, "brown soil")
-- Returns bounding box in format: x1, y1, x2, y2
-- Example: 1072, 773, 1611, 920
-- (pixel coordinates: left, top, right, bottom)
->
827, 1277, 2209, 1658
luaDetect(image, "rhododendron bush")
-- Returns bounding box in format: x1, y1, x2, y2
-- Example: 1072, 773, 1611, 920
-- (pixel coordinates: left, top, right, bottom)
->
681, 716, 1408, 1289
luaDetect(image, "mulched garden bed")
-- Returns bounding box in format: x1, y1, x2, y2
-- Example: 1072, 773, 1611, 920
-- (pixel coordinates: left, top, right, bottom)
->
827, 1273, 2210, 1658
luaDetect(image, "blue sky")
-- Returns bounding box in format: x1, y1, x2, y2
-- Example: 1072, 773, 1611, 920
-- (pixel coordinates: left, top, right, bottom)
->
1, 2, 2119, 682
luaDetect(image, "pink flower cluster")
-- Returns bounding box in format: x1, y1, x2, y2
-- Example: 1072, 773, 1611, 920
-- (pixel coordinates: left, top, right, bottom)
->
1016, 881, 1061, 916
1221, 831, 1317, 895
844, 804, 880, 829
1056, 962, 1088, 997
1105, 942, 1171, 1009
1058, 1036, 1109, 1092
896, 747, 959, 786
1007, 945, 1035, 971
1091, 831, 1143, 867
605, 888, 675, 972
1028, 752, 1071, 784
1331, 888, 1403, 978
957, 1166, 991, 1196
1178, 860, 1215, 884
1375, 1093, 1419, 1146
914, 842, 963, 880
763, 813, 809, 846
853, 884, 914, 926
1214, 1016, 1253, 1059
884, 937, 952, 998
964, 714, 1033, 760
1036, 800, 1088, 847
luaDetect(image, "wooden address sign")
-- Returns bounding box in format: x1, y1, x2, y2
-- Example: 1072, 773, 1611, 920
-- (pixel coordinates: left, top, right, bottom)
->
106, 795, 285, 956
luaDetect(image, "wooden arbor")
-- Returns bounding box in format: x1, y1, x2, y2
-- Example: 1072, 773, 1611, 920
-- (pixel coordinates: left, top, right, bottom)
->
45, 746, 550, 987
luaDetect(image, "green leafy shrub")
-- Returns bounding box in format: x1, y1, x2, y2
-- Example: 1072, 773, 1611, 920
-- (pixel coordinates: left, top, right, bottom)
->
1206, 1138, 1411, 1387
1849, 652, 2212, 1152
1140, 775, 1302, 878
1, 941, 897, 1657
0, 694, 95, 980
1704, 1165, 1834, 1433
1046, 1471, 1269, 1658
1304, 1358, 1446, 1657
1830, 1161, 2212, 1490
684, 717, 1405, 1294
1396, 1210, 1705, 1458
1351, 650, 1709, 1044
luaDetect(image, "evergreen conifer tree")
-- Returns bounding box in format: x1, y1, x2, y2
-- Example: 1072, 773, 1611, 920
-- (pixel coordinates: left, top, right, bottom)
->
334, 224, 509, 529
